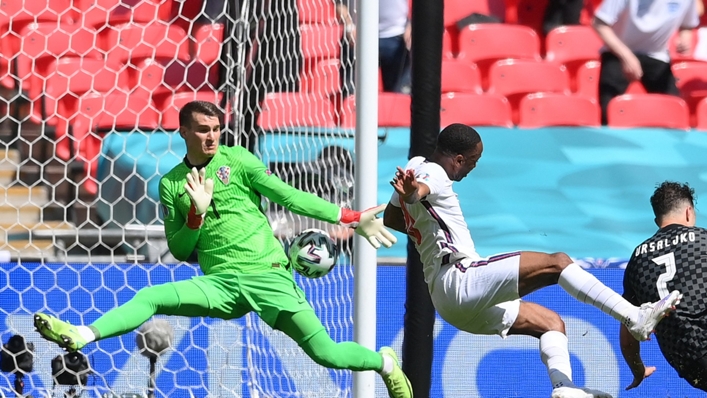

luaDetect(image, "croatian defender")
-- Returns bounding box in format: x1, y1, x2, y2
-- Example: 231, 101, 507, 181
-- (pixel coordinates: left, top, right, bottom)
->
34, 100, 412, 398
384, 123, 681, 398
620, 181, 707, 392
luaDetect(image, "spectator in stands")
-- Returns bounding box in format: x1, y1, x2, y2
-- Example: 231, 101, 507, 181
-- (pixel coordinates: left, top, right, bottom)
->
592, 0, 700, 125
542, 0, 583, 36
336, 0, 412, 95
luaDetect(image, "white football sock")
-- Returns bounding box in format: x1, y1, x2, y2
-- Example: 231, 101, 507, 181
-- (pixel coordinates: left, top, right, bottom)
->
77, 326, 96, 343
559, 263, 638, 323
540, 331, 574, 389
379, 353, 394, 375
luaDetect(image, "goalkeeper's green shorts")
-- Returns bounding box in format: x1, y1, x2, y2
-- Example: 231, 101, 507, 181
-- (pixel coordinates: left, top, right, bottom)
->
189, 265, 315, 328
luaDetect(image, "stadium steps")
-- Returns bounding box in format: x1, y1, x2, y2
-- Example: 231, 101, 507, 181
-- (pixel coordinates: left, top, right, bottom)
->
0, 147, 74, 260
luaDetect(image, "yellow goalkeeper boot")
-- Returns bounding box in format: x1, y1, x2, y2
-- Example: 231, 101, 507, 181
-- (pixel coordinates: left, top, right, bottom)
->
379, 346, 413, 398
34, 313, 87, 352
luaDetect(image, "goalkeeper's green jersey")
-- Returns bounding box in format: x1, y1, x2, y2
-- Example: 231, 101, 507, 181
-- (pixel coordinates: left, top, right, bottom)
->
159, 145, 341, 274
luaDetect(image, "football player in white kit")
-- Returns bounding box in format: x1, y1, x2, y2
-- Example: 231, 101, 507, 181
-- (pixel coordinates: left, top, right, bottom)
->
384, 123, 682, 398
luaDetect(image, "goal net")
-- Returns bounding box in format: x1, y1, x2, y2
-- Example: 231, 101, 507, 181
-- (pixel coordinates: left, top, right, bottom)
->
0, 0, 364, 396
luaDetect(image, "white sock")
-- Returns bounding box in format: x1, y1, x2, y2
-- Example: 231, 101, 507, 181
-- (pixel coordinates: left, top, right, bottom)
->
77, 326, 96, 343
559, 263, 638, 323
379, 354, 394, 375
540, 331, 574, 389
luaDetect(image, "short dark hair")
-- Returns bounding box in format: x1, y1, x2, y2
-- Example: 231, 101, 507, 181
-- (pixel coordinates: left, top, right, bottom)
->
436, 123, 481, 156
650, 181, 695, 218
179, 100, 223, 128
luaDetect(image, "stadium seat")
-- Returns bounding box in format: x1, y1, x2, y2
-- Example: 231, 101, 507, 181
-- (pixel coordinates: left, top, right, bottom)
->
607, 94, 690, 129
164, 60, 220, 90
127, 58, 167, 93
443, 29, 455, 60
697, 97, 707, 131
99, 22, 190, 64
78, 0, 173, 29
298, 0, 337, 24
300, 23, 344, 60
441, 60, 482, 94
487, 59, 570, 123
0, 0, 77, 88
157, 91, 223, 130
545, 26, 603, 90
575, 60, 600, 99
440, 93, 513, 128
70, 91, 160, 195
193, 23, 225, 67
340, 93, 412, 128
518, 93, 600, 127
36, 58, 125, 127
15, 22, 101, 95
672, 61, 707, 125
575, 60, 647, 100
301, 58, 341, 97
258, 93, 336, 129
456, 24, 542, 89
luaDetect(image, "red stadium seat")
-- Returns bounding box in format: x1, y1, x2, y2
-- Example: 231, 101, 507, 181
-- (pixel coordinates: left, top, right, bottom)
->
78, 0, 173, 29
440, 93, 513, 128
696, 98, 707, 131
36, 58, 125, 129
457, 24, 542, 90
607, 94, 690, 129
157, 91, 223, 130
300, 23, 343, 60
518, 93, 600, 127
15, 22, 101, 95
193, 23, 225, 67
258, 93, 336, 129
575, 60, 600, 99
298, 0, 338, 24
545, 26, 603, 90
301, 58, 341, 97
340, 93, 411, 128
70, 91, 160, 195
487, 59, 570, 123
0, 0, 77, 88
99, 22, 190, 64
441, 60, 482, 94
443, 29, 454, 60
672, 61, 707, 125
457, 23, 542, 89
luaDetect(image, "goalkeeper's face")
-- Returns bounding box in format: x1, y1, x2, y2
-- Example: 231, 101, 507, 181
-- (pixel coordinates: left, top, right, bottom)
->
181, 112, 222, 161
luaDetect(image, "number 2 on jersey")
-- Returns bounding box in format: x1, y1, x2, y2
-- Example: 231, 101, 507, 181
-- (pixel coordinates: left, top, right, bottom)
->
653, 252, 677, 299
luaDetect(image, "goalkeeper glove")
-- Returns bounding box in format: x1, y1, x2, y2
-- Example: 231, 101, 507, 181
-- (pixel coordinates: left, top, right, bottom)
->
339, 204, 397, 249
184, 168, 214, 228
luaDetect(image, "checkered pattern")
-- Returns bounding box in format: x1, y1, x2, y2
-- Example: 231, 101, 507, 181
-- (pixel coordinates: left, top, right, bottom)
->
623, 225, 707, 374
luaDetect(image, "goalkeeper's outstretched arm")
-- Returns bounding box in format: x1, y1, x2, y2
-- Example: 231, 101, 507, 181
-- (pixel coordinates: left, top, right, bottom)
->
242, 150, 396, 248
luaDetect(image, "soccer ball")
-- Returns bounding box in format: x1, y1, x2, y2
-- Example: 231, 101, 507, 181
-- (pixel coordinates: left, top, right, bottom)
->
288, 229, 340, 278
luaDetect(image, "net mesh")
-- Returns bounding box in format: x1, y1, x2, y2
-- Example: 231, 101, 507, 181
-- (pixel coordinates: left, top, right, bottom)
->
0, 0, 360, 396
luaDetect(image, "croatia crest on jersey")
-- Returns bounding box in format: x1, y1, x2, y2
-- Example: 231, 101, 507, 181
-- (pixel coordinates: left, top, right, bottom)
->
217, 166, 230, 185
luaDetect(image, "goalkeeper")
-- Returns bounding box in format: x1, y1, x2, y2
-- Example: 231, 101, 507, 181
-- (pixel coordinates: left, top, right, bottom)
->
34, 100, 412, 398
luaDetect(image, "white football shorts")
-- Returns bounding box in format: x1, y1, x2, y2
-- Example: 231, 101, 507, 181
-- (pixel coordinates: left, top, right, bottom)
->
429, 252, 522, 338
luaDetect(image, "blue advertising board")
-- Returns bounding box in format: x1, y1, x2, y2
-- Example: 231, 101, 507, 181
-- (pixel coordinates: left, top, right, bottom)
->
0, 262, 702, 398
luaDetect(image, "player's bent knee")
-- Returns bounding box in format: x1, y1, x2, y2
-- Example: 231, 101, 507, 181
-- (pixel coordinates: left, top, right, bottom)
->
549, 252, 573, 273
544, 311, 566, 334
